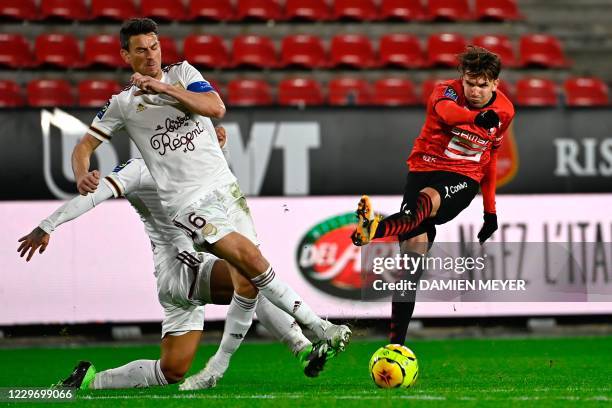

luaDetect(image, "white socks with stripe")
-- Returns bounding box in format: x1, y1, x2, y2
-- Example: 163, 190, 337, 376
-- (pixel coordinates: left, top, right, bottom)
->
91, 359, 168, 389
205, 292, 257, 377
255, 294, 310, 355
252, 266, 328, 340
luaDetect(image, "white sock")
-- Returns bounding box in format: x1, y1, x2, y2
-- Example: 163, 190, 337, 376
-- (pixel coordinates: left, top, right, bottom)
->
256, 294, 310, 355
252, 267, 328, 339
91, 360, 168, 389
207, 292, 256, 376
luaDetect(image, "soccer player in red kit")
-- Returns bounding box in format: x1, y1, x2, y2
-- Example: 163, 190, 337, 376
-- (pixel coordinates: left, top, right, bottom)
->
351, 46, 515, 345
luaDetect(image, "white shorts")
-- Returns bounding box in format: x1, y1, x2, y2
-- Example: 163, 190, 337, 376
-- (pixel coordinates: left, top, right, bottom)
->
155, 249, 217, 338
173, 182, 259, 245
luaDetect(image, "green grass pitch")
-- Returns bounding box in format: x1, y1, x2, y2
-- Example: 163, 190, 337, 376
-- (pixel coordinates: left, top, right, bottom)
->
0, 336, 610, 407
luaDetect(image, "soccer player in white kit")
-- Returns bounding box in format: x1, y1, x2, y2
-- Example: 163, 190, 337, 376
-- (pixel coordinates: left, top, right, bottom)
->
18, 156, 334, 389
69, 18, 350, 390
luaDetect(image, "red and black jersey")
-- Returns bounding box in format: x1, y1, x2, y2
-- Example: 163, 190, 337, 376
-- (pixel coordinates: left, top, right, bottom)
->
407, 79, 515, 183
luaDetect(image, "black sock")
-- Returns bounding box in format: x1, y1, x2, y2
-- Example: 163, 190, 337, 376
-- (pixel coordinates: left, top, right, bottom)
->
389, 251, 424, 345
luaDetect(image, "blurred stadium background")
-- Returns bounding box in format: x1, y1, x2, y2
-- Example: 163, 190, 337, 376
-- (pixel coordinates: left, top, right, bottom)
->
0, 0, 611, 405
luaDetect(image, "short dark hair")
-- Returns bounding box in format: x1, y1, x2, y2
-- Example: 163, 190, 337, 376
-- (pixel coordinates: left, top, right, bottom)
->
458, 46, 501, 81
119, 18, 158, 50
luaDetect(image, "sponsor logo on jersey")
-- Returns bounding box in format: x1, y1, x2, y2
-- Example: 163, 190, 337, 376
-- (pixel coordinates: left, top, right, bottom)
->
296, 213, 391, 300
150, 113, 207, 156
96, 100, 110, 119
443, 86, 459, 101
444, 181, 469, 198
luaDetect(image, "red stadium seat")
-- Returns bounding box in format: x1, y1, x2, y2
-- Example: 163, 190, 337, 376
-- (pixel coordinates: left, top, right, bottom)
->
35, 33, 82, 68
278, 77, 324, 106
472, 34, 518, 68
227, 79, 273, 106
519, 34, 569, 68
0, 80, 24, 107
427, 0, 472, 21
84, 35, 126, 68
333, 0, 379, 21
564, 77, 609, 107
475, 0, 523, 21
0, 33, 34, 68
40, 0, 89, 21
232, 35, 278, 68
159, 36, 181, 65
380, 0, 425, 21
284, 0, 330, 21
373, 77, 418, 106
140, 0, 186, 21
236, 0, 283, 21
427, 33, 467, 67
78, 79, 121, 107
328, 77, 372, 105
515, 77, 558, 107
91, 0, 138, 21
420, 78, 450, 105
379, 34, 426, 68
281, 34, 327, 68
0, 0, 37, 20
330, 34, 376, 69
188, 0, 235, 21
27, 79, 74, 107
184, 35, 230, 69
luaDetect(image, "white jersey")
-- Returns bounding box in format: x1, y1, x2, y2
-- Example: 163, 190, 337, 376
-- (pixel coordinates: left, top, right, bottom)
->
88, 61, 236, 217
102, 158, 194, 265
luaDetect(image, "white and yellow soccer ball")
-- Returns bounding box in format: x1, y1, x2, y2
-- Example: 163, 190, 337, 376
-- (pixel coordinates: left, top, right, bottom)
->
369, 344, 419, 389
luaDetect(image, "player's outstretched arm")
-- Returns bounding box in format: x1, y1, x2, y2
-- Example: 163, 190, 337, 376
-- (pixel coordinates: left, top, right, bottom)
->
72, 134, 102, 195
17, 227, 49, 262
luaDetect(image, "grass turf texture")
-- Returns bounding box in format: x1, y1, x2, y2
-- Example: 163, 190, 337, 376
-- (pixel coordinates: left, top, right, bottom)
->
0, 336, 610, 407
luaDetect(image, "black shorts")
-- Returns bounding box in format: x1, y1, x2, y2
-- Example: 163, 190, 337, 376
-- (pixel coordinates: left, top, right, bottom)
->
398, 170, 479, 242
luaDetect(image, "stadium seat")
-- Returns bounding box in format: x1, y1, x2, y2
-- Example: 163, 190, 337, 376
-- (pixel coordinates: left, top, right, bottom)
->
140, 0, 186, 21
564, 77, 609, 107
184, 35, 230, 69
426, 33, 467, 67
427, 0, 472, 21
40, 0, 89, 21
472, 34, 518, 68
278, 77, 324, 106
0, 0, 37, 21
380, 0, 425, 21
78, 79, 121, 107
35, 33, 82, 68
333, 0, 379, 21
27, 79, 74, 107
281, 34, 327, 68
84, 35, 126, 68
232, 35, 278, 68
328, 77, 372, 105
420, 78, 450, 105
330, 34, 377, 69
159, 36, 181, 65
475, 0, 523, 21
379, 34, 426, 68
91, 0, 138, 21
236, 0, 283, 21
0, 33, 34, 68
373, 77, 418, 106
188, 0, 235, 21
515, 77, 558, 106
0, 80, 24, 107
227, 79, 273, 106
284, 0, 330, 21
519, 34, 569, 68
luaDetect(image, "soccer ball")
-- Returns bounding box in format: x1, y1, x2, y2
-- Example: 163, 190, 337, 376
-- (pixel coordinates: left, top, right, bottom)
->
369, 344, 419, 388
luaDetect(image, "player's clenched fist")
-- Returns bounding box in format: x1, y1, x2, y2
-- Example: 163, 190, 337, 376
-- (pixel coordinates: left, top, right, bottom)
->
474, 109, 500, 130
131, 72, 168, 95
77, 170, 100, 195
